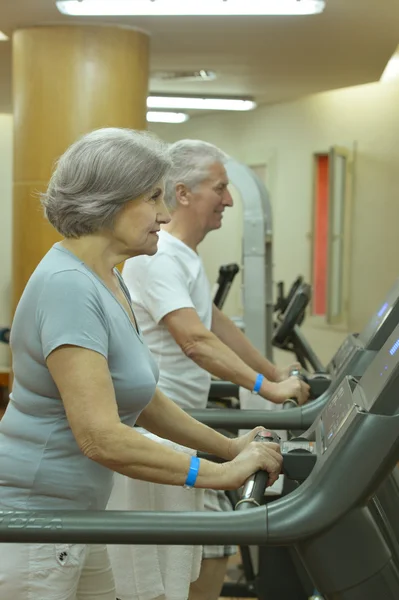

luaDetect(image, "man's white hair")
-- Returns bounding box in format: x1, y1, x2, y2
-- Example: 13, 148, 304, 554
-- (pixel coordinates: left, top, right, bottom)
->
165, 139, 229, 209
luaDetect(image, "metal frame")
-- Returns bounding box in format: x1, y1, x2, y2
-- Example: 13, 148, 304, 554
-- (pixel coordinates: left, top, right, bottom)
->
226, 158, 274, 360
326, 146, 353, 325
310, 148, 354, 324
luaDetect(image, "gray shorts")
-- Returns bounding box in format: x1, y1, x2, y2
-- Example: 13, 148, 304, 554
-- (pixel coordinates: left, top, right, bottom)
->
202, 489, 238, 559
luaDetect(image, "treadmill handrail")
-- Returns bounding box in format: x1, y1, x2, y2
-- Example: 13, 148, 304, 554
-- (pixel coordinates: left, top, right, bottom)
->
0, 414, 397, 546
208, 381, 240, 399
0, 508, 268, 545
187, 393, 327, 430
266, 412, 399, 543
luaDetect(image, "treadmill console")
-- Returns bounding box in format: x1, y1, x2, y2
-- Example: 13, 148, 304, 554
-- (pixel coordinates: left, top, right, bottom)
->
358, 280, 399, 349
352, 329, 399, 412
314, 323, 399, 462
320, 379, 356, 452
327, 334, 363, 376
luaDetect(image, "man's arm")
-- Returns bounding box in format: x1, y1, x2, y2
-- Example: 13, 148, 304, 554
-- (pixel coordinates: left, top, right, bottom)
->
211, 304, 280, 381
162, 308, 305, 403
122, 254, 307, 404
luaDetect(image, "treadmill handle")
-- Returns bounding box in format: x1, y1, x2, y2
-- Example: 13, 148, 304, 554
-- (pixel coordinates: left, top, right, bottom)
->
283, 398, 299, 409
235, 430, 280, 511
289, 368, 309, 384
285, 370, 304, 408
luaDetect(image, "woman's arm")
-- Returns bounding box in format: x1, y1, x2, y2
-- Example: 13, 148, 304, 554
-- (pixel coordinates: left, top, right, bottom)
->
47, 345, 224, 488
136, 387, 233, 459
47, 345, 282, 489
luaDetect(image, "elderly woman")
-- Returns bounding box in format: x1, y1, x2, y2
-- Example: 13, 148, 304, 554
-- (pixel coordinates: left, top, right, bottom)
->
0, 128, 282, 600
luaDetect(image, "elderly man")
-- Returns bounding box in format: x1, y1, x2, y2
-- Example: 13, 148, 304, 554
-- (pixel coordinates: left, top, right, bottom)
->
108, 140, 309, 600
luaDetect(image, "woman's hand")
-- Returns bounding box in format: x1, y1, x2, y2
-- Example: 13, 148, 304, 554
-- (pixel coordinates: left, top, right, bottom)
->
261, 376, 310, 405
220, 438, 282, 490
227, 427, 272, 460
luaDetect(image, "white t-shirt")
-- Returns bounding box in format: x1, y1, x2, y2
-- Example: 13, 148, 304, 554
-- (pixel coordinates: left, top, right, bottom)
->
122, 230, 213, 410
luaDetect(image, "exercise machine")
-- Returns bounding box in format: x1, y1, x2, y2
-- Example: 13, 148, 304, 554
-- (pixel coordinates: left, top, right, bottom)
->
213, 263, 240, 310
207, 277, 399, 421
275, 275, 304, 316
2, 325, 399, 600
273, 282, 324, 373
0, 328, 9, 344
205, 279, 399, 595
219, 160, 312, 363
225, 159, 274, 360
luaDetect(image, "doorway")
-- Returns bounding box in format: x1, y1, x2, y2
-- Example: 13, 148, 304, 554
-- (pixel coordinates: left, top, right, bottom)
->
311, 147, 353, 326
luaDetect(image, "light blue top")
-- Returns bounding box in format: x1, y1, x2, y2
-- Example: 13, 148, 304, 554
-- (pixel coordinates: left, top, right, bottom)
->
0, 243, 158, 511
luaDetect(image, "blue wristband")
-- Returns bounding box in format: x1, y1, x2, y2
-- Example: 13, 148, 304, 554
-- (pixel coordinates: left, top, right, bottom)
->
253, 373, 264, 395
184, 456, 200, 489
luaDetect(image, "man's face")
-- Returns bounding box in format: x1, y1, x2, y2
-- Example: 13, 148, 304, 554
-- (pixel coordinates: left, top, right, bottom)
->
189, 161, 233, 234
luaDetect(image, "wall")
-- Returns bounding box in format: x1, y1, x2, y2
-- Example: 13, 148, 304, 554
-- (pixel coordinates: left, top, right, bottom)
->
151, 79, 399, 331
0, 79, 398, 351
0, 114, 12, 368
198, 186, 244, 319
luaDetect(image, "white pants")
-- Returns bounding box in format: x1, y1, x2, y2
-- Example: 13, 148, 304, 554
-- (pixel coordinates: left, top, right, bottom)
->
107, 431, 204, 600
0, 542, 116, 600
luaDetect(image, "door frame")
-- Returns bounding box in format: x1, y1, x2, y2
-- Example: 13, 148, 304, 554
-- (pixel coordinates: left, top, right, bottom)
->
326, 146, 353, 326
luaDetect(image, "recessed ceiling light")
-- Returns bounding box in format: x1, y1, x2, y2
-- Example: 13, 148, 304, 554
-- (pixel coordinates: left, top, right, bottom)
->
147, 111, 189, 123
56, 0, 326, 17
381, 49, 399, 83
152, 70, 217, 83
0, 31, 9, 41
147, 96, 256, 111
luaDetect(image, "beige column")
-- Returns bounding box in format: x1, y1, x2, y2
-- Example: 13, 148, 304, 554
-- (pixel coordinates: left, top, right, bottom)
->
12, 25, 149, 308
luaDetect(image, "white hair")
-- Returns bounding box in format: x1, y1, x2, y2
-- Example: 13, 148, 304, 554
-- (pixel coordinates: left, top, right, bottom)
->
40, 128, 171, 238
164, 139, 229, 209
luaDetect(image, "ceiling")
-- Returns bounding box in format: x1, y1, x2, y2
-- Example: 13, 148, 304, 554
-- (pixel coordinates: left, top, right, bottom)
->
0, 0, 399, 115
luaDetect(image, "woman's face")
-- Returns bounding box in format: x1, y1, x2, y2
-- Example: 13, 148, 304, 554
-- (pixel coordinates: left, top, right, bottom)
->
113, 182, 171, 257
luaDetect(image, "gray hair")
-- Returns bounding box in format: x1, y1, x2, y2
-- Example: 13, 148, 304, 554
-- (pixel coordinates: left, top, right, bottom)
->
40, 128, 171, 238
164, 139, 229, 209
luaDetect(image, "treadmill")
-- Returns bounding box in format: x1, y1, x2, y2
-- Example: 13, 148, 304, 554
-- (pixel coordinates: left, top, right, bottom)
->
2, 325, 399, 600
204, 277, 399, 432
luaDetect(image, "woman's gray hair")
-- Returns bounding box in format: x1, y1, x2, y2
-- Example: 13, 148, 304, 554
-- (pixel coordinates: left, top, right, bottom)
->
40, 128, 171, 238
164, 139, 229, 209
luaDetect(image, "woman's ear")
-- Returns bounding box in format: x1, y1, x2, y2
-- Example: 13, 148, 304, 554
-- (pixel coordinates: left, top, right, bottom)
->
175, 183, 191, 207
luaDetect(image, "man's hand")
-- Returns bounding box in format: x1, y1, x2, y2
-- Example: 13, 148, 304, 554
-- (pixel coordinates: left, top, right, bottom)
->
276, 362, 302, 382
261, 376, 310, 405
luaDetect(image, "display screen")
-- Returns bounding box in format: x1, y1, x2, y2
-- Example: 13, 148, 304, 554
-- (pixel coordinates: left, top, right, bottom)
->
321, 383, 355, 451
358, 283, 399, 347
389, 339, 399, 356
377, 302, 389, 318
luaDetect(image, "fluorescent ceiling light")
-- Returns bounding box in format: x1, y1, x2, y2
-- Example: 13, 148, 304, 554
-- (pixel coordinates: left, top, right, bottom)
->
381, 51, 399, 83
147, 96, 256, 111
147, 111, 189, 123
0, 31, 9, 41
56, 0, 325, 17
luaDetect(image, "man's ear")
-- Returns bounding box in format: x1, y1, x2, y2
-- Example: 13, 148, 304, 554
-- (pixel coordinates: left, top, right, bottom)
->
175, 183, 191, 207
